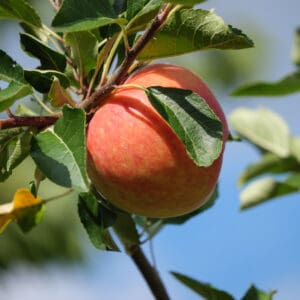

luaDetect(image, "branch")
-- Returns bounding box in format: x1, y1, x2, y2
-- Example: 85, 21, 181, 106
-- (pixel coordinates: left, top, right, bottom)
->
129, 245, 170, 300
0, 115, 59, 130
79, 3, 173, 112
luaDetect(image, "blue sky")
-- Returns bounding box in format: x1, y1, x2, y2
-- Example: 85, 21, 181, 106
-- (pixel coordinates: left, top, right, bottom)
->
1, 1, 300, 299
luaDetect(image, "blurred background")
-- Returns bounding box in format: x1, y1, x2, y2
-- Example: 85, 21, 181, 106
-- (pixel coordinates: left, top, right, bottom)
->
0, 0, 299, 299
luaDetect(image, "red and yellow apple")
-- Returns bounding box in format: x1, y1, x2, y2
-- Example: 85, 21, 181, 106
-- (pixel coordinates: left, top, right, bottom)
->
87, 64, 228, 218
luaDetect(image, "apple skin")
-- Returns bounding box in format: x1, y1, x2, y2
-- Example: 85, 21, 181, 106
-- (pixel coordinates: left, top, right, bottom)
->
87, 64, 228, 218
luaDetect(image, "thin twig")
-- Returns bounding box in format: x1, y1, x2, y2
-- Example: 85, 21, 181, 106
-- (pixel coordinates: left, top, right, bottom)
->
129, 245, 170, 300
79, 3, 172, 112
0, 115, 59, 130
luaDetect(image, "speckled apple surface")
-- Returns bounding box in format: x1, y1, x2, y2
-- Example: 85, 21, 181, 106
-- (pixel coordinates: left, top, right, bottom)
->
87, 64, 228, 218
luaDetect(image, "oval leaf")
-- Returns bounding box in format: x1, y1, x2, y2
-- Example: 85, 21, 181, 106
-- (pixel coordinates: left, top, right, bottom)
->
51, 0, 120, 32
146, 87, 223, 167
30, 106, 89, 192
229, 108, 290, 157
139, 8, 254, 60
232, 71, 300, 96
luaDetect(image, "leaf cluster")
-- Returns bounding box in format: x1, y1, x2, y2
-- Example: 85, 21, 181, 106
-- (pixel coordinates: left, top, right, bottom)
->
230, 28, 300, 209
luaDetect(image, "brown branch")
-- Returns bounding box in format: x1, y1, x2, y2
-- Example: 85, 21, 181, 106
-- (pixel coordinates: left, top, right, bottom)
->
79, 3, 173, 112
129, 245, 170, 300
0, 115, 59, 130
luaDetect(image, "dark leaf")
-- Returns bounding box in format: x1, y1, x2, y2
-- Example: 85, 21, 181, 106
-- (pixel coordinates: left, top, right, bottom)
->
171, 272, 234, 300
146, 87, 223, 167
24, 69, 70, 93
51, 0, 122, 32
0, 50, 32, 112
20, 33, 66, 72
78, 192, 118, 251
241, 285, 275, 300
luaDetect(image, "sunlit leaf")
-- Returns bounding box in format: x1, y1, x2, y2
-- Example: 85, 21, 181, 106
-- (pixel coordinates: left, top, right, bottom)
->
0, 50, 32, 111
229, 108, 290, 157
241, 284, 275, 300
171, 272, 234, 300
240, 175, 300, 210
0, 0, 41, 27
239, 153, 300, 185
30, 106, 89, 192
139, 8, 254, 60
48, 77, 74, 107
0, 188, 43, 233
146, 87, 223, 167
65, 31, 98, 77
292, 27, 300, 67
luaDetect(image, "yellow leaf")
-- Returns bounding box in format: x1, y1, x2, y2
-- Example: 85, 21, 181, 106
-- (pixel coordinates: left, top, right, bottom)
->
0, 188, 42, 233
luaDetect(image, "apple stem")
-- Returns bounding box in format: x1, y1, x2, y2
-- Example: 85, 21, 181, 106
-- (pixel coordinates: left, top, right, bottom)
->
128, 245, 170, 300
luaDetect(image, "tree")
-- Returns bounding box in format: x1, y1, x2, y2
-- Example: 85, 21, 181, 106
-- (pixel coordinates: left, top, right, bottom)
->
0, 0, 298, 299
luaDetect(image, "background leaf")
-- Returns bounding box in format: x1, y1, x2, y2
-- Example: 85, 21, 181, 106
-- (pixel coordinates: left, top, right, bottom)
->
240, 175, 300, 210
139, 8, 254, 60
171, 271, 234, 300
0, 50, 32, 111
20, 33, 66, 72
241, 285, 275, 300
48, 78, 74, 107
30, 107, 89, 192
78, 192, 119, 251
51, 0, 120, 32
0, 0, 41, 27
0, 188, 43, 233
292, 27, 300, 66
231, 71, 300, 96
229, 108, 290, 157
146, 87, 223, 167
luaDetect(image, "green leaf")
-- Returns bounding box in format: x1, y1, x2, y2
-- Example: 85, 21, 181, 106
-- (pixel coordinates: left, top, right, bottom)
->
113, 212, 139, 248
163, 187, 218, 225
0, 50, 32, 111
126, 0, 163, 33
231, 71, 300, 96
24, 69, 70, 93
139, 8, 254, 60
290, 136, 300, 162
51, 0, 123, 32
240, 175, 300, 210
229, 108, 290, 157
0, 0, 41, 27
239, 153, 300, 185
48, 77, 74, 107
0, 129, 32, 182
146, 87, 223, 167
167, 0, 206, 5
30, 106, 89, 192
171, 272, 234, 300
78, 192, 119, 251
241, 285, 275, 300
292, 27, 300, 67
20, 33, 66, 72
15, 104, 37, 117
65, 31, 98, 77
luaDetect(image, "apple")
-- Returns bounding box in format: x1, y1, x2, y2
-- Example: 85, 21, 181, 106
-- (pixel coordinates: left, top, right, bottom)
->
87, 63, 228, 218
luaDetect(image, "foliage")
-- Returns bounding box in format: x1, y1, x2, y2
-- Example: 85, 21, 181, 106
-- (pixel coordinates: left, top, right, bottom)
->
0, 0, 289, 298
230, 28, 300, 210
